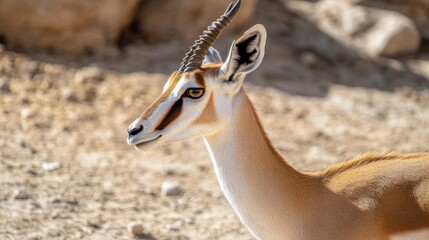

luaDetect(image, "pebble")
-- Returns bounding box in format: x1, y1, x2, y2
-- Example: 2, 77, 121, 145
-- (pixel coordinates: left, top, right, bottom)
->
61, 88, 78, 102
48, 196, 62, 204
87, 219, 101, 229
14, 189, 30, 200
300, 51, 318, 68
51, 210, 61, 219
127, 222, 145, 237
161, 181, 182, 197
74, 66, 104, 84
20, 108, 33, 119
25, 166, 38, 176
30, 201, 41, 209
65, 199, 79, 205
165, 221, 182, 231
165, 169, 176, 176
0, 77, 11, 93
42, 162, 61, 171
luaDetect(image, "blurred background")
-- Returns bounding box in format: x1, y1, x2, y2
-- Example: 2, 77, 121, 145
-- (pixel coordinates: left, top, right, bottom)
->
1, 0, 428, 239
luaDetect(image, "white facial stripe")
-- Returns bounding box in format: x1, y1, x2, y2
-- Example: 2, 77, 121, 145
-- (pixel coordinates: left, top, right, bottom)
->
162, 78, 172, 93
172, 76, 204, 97
146, 99, 174, 129
172, 77, 187, 97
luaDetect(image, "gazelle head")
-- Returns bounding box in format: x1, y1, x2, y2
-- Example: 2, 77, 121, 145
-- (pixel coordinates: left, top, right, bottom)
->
127, 0, 266, 151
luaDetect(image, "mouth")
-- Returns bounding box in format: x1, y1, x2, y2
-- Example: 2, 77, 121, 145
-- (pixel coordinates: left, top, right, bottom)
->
135, 134, 162, 147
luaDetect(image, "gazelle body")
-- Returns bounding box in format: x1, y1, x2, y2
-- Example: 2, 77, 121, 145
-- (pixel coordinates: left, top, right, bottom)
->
127, 1, 429, 239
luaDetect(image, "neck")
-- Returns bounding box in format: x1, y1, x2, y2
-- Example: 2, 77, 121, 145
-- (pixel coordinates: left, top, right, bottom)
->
202, 89, 383, 239
203, 89, 319, 238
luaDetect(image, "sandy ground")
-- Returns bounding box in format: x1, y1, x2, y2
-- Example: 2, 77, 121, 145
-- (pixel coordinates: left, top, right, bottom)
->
1, 1, 429, 239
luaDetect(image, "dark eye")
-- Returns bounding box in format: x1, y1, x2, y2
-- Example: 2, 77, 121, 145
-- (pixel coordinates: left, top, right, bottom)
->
185, 88, 205, 99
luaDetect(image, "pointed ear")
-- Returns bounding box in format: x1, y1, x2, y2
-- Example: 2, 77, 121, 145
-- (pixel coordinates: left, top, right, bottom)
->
221, 24, 267, 94
203, 47, 222, 65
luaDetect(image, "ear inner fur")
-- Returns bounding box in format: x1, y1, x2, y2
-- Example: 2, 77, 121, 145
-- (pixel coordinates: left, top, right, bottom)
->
235, 33, 258, 67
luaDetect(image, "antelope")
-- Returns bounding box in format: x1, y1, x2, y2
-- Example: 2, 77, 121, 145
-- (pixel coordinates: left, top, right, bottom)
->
127, 1, 429, 239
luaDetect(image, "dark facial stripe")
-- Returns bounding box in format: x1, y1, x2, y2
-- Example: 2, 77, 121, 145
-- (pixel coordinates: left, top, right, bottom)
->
138, 72, 181, 120
194, 71, 205, 88
155, 98, 183, 131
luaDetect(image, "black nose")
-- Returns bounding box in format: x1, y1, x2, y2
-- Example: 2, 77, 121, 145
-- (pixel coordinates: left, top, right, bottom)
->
128, 124, 143, 136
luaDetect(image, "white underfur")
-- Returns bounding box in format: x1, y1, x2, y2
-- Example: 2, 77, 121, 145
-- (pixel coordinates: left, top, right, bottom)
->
162, 78, 171, 93
203, 89, 298, 238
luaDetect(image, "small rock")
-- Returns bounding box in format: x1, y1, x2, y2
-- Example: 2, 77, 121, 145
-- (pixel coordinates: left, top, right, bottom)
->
42, 162, 60, 171
165, 221, 182, 231
142, 187, 157, 197
65, 199, 79, 205
25, 166, 38, 176
48, 196, 62, 204
20, 108, 33, 119
30, 201, 41, 209
87, 219, 102, 229
74, 66, 104, 84
184, 217, 195, 225
0, 78, 11, 93
61, 88, 78, 102
14, 189, 30, 200
21, 97, 30, 104
102, 180, 114, 191
127, 222, 145, 237
300, 51, 318, 68
51, 210, 61, 219
165, 169, 176, 176
212, 191, 224, 199
161, 181, 182, 197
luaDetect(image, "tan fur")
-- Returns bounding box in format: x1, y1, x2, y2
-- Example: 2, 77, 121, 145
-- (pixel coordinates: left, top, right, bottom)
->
193, 71, 205, 88
202, 62, 223, 69
202, 63, 222, 79
134, 64, 429, 239
138, 71, 181, 120
320, 152, 429, 237
193, 92, 218, 125
318, 152, 429, 179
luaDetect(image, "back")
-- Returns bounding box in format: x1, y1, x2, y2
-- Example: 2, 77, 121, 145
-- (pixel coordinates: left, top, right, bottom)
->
319, 153, 429, 235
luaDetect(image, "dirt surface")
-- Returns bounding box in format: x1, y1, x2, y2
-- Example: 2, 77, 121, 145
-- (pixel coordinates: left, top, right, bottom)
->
1, 1, 429, 239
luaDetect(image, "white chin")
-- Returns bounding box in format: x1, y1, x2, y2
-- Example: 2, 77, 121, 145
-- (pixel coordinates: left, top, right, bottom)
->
134, 138, 160, 152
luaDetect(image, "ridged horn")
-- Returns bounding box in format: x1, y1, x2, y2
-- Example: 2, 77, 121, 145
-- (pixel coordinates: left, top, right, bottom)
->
178, 0, 241, 73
